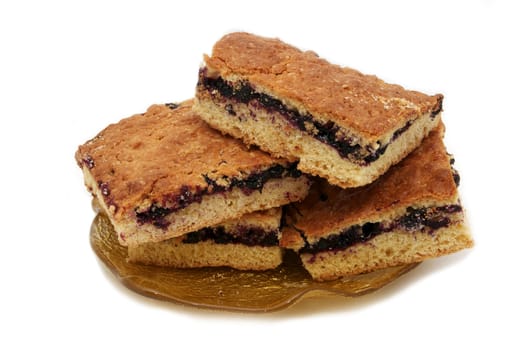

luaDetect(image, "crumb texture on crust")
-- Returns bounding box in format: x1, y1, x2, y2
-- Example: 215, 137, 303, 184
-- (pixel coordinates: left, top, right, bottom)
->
281, 124, 460, 242
75, 100, 287, 220
128, 240, 283, 271
204, 32, 443, 138
299, 223, 473, 281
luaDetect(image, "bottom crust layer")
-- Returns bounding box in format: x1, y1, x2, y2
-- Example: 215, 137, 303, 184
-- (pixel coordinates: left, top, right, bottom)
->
128, 240, 283, 271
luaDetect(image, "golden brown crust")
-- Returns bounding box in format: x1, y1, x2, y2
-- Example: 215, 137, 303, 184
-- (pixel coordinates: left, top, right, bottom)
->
282, 124, 458, 243
75, 100, 285, 221
205, 32, 442, 138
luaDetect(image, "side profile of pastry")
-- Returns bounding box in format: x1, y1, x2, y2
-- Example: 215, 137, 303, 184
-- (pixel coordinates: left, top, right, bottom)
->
194, 32, 443, 188
128, 208, 283, 270
76, 100, 311, 246
280, 124, 473, 281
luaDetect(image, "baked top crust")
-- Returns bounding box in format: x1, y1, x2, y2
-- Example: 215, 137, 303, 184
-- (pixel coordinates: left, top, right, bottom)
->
204, 32, 443, 138
281, 123, 458, 247
75, 100, 286, 220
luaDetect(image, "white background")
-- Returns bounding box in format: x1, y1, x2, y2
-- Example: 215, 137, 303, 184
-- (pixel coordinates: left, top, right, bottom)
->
1, 0, 526, 349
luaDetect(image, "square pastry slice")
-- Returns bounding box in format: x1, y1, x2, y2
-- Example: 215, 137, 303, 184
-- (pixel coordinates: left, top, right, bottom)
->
280, 124, 473, 281
194, 32, 443, 188
128, 208, 283, 271
75, 100, 311, 246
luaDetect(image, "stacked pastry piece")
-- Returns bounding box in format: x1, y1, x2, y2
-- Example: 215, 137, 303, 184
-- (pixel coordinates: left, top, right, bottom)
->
76, 101, 311, 270
280, 125, 472, 280
193, 32, 473, 280
76, 32, 473, 280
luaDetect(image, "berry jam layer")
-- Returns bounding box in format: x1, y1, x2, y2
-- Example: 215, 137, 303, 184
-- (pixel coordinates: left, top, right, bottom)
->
296, 205, 463, 255
197, 68, 442, 165
135, 162, 302, 229
183, 225, 279, 247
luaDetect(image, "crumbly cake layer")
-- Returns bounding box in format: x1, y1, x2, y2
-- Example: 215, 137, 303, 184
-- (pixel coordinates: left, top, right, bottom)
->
195, 32, 443, 187
128, 208, 283, 271
194, 93, 440, 188
83, 158, 310, 246
218, 206, 281, 233
298, 223, 472, 281
280, 125, 474, 280
75, 100, 310, 246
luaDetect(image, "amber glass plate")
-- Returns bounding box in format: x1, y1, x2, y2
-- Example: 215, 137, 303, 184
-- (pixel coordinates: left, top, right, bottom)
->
90, 213, 419, 312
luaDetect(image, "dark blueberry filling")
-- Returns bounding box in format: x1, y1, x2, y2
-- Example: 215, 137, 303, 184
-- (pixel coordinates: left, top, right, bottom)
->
183, 226, 278, 247
96, 181, 118, 211
204, 163, 302, 195
225, 103, 236, 116
298, 204, 462, 255
430, 98, 443, 119
449, 157, 461, 187
437, 204, 463, 214
82, 155, 95, 169
452, 171, 460, 187
392, 120, 412, 141
198, 68, 430, 165
136, 205, 173, 229
135, 162, 302, 228
298, 222, 384, 255
165, 102, 180, 110
398, 207, 459, 231
99, 181, 110, 196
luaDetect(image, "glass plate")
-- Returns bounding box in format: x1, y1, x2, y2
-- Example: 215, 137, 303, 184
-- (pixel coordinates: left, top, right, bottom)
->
90, 213, 419, 312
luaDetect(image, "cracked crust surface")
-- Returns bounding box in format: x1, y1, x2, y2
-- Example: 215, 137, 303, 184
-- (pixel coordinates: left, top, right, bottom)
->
76, 100, 311, 245
197, 32, 443, 187
75, 100, 287, 220
204, 32, 443, 139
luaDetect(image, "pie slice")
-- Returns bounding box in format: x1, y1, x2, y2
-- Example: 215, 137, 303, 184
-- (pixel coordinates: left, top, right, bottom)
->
280, 124, 473, 281
75, 100, 310, 246
194, 32, 443, 188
